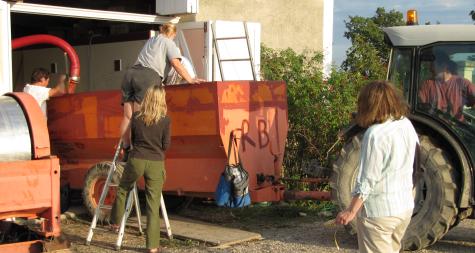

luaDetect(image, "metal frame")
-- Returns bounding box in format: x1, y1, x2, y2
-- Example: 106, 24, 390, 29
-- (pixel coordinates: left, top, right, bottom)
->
0, 1, 12, 94
243, 22, 257, 81
9, 2, 180, 24
385, 41, 475, 208
322, 0, 333, 77
211, 21, 257, 81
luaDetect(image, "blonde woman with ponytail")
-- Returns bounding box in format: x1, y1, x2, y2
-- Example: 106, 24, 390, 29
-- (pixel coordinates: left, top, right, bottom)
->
112, 84, 170, 253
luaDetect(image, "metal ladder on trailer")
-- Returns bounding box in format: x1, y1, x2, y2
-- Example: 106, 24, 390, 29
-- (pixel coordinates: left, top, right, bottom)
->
211, 21, 257, 81
86, 140, 173, 250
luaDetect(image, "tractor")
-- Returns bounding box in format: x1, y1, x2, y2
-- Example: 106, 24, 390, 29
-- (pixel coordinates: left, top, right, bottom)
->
332, 24, 475, 251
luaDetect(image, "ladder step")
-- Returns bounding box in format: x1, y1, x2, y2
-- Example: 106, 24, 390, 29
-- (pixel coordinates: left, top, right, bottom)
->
100, 205, 113, 210
90, 226, 109, 232
220, 58, 251, 62
216, 36, 247, 40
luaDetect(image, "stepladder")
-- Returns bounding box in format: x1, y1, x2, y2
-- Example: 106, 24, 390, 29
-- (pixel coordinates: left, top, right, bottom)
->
86, 140, 173, 250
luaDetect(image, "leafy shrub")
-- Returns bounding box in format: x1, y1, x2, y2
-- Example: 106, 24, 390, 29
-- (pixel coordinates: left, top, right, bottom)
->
261, 46, 366, 183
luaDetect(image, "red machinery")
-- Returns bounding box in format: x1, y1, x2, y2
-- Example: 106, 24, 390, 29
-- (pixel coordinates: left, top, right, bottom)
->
10, 34, 329, 219
0, 93, 60, 253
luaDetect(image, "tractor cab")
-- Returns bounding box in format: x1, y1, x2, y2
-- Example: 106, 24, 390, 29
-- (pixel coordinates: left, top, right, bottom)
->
385, 25, 475, 166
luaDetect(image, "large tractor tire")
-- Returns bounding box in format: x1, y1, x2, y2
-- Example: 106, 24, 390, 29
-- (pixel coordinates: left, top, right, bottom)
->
331, 134, 459, 251
83, 162, 124, 221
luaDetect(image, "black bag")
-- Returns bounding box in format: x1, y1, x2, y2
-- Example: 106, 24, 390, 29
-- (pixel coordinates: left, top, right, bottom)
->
215, 133, 251, 207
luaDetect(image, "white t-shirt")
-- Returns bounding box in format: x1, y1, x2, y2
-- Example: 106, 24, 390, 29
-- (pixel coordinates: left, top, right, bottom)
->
23, 84, 50, 116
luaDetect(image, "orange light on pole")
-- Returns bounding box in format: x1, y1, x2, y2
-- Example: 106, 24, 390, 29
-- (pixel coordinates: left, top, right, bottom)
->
407, 9, 418, 25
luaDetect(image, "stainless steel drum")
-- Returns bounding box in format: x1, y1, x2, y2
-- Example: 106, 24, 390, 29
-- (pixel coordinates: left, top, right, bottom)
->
0, 96, 31, 161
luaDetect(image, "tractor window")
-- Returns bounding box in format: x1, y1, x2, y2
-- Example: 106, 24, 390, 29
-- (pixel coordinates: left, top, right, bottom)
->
416, 45, 475, 129
388, 48, 412, 99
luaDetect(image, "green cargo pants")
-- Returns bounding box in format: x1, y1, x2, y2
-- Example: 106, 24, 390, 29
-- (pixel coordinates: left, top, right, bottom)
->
111, 157, 166, 249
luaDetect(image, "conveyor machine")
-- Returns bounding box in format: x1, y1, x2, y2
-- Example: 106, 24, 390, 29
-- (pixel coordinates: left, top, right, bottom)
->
0, 92, 60, 253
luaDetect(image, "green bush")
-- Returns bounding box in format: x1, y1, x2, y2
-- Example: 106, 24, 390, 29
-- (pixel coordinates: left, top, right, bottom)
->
261, 46, 365, 184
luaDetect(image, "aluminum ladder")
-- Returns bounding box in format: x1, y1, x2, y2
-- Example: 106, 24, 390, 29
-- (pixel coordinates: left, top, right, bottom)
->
85, 140, 173, 250
211, 21, 257, 81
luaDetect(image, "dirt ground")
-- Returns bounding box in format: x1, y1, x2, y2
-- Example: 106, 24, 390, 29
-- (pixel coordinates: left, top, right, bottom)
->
61, 203, 475, 253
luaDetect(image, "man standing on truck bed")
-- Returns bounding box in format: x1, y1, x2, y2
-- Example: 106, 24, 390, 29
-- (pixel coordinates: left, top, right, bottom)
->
120, 23, 204, 156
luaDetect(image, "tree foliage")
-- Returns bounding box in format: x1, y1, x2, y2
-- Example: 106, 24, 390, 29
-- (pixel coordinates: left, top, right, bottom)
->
259, 7, 406, 183
261, 46, 365, 179
471, 10, 475, 22
342, 7, 405, 80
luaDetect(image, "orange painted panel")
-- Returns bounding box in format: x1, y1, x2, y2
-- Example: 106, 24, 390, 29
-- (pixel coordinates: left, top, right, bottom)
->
169, 111, 218, 136
0, 157, 60, 236
48, 81, 288, 202
163, 158, 224, 193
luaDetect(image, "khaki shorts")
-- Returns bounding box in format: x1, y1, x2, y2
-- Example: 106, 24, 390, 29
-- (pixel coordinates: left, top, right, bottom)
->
356, 209, 412, 253
121, 65, 162, 104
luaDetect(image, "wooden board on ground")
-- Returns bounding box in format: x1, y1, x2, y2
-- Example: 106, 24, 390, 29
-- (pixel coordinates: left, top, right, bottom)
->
128, 215, 262, 247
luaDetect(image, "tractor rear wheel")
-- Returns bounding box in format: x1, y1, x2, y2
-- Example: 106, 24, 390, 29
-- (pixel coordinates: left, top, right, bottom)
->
82, 161, 124, 221
331, 134, 459, 251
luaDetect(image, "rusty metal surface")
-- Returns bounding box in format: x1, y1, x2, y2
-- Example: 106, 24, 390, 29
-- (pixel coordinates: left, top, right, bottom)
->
0, 96, 31, 161
48, 81, 288, 201
0, 157, 61, 237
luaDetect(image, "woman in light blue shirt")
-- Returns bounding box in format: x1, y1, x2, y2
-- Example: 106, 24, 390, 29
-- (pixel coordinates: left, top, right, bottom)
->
336, 81, 419, 253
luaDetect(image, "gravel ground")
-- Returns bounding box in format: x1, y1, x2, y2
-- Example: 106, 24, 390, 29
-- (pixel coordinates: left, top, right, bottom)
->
61, 203, 475, 253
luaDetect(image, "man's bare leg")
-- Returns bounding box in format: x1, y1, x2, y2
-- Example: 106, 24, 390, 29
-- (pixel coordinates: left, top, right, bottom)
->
120, 101, 142, 148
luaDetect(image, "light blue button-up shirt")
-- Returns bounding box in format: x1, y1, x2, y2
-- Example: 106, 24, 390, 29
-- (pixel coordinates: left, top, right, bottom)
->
352, 117, 419, 217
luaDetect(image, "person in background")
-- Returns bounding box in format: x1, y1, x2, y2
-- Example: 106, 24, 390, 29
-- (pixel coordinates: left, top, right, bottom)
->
120, 23, 204, 160
23, 68, 65, 116
418, 53, 475, 121
336, 81, 419, 253
111, 84, 170, 253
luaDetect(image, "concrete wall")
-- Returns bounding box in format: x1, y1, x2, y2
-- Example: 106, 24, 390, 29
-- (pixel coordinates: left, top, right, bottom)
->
12, 40, 146, 92
180, 0, 325, 53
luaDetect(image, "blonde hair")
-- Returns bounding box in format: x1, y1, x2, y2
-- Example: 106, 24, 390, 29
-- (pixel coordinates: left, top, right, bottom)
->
159, 23, 176, 37
355, 81, 408, 128
137, 84, 167, 126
